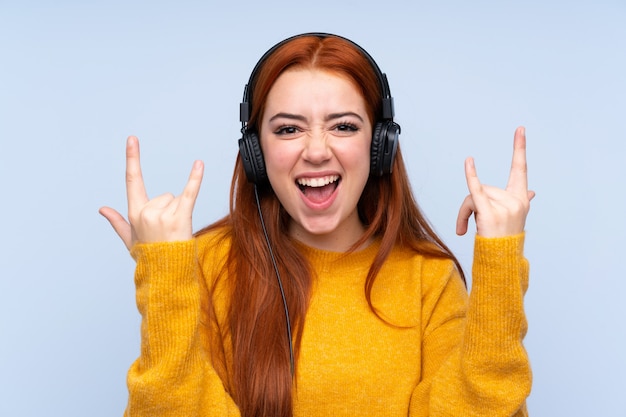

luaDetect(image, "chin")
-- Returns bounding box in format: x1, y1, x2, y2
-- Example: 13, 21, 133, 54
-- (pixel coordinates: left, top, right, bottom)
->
290, 213, 341, 235
300, 220, 341, 237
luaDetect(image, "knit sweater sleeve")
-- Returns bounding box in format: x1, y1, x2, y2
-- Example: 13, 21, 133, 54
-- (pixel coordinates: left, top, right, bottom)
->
124, 240, 240, 417
410, 234, 531, 417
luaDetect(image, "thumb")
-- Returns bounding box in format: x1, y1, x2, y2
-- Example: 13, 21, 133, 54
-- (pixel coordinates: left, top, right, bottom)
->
99, 206, 133, 250
456, 194, 475, 236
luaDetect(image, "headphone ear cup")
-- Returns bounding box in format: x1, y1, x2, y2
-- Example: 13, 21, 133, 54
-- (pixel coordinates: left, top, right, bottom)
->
238, 130, 268, 184
381, 121, 400, 175
370, 121, 400, 176
370, 122, 384, 176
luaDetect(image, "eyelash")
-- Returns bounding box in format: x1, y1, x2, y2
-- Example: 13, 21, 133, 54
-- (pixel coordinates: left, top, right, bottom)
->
273, 121, 360, 136
274, 125, 300, 135
334, 122, 359, 132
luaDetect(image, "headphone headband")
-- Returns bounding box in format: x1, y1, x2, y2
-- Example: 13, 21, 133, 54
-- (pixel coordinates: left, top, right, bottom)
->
239, 32, 395, 128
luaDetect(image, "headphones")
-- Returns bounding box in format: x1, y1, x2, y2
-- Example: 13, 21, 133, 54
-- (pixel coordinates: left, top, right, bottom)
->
238, 32, 401, 185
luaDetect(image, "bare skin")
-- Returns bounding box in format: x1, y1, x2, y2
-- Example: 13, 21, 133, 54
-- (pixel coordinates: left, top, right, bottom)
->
99, 127, 533, 249
456, 126, 535, 238
99, 136, 203, 250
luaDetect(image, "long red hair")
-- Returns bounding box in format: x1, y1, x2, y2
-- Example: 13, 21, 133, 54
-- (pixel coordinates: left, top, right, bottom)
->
197, 34, 464, 417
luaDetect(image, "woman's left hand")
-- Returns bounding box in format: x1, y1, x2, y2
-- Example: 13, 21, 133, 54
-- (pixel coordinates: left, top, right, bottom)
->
456, 126, 535, 238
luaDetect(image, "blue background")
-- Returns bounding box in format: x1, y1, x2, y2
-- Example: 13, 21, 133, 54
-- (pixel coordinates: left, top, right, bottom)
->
1, 1, 625, 415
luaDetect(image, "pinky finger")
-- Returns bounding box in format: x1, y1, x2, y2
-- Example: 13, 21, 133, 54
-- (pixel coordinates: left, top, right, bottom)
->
177, 160, 204, 214
464, 157, 489, 206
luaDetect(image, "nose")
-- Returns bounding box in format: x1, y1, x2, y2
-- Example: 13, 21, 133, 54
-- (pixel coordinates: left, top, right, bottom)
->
302, 131, 332, 165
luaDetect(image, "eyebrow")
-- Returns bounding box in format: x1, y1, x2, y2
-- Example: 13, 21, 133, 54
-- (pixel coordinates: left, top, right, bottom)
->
267, 112, 365, 123
268, 113, 307, 123
326, 112, 364, 123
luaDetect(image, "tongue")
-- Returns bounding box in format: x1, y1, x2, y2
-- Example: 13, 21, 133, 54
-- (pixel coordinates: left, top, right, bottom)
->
303, 183, 335, 203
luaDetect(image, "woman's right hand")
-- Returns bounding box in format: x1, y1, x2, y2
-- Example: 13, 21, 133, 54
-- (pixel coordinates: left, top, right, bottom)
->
99, 136, 204, 251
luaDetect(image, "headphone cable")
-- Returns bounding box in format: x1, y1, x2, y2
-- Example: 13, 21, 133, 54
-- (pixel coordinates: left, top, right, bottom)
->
254, 185, 295, 376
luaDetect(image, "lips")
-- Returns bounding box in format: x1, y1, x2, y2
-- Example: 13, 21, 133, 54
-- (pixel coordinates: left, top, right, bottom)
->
296, 175, 340, 205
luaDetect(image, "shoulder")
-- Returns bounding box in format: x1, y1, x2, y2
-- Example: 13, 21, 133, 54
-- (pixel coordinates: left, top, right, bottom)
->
384, 244, 460, 286
371, 245, 465, 325
196, 226, 232, 251
387, 244, 466, 308
194, 226, 233, 276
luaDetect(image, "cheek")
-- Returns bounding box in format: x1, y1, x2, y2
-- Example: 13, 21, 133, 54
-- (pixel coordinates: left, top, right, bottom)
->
342, 137, 372, 169
262, 141, 299, 179
356, 138, 374, 183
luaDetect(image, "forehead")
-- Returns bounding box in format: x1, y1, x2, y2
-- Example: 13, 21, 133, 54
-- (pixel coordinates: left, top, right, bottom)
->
264, 68, 366, 113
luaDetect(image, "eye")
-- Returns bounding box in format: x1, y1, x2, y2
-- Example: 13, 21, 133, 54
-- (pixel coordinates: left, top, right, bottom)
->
333, 122, 359, 133
274, 125, 300, 135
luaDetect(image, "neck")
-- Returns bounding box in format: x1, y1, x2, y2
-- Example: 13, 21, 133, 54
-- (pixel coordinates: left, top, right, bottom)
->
288, 220, 372, 253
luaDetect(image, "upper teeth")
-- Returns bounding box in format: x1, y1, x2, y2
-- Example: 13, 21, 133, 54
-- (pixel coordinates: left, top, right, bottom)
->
297, 175, 339, 187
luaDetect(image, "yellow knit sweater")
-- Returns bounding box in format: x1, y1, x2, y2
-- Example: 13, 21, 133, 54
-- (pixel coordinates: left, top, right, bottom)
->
126, 231, 531, 416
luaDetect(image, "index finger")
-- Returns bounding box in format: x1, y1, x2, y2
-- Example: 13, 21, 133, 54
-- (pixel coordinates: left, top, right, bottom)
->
505, 126, 529, 195
125, 136, 149, 211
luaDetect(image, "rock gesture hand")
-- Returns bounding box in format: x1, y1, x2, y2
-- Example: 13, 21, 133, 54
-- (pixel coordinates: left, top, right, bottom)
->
99, 136, 204, 250
456, 126, 534, 238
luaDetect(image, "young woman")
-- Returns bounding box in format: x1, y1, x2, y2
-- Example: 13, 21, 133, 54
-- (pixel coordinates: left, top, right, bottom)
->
100, 33, 533, 417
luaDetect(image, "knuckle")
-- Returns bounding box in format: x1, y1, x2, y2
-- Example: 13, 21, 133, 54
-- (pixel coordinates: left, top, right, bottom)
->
158, 210, 173, 225
128, 210, 141, 225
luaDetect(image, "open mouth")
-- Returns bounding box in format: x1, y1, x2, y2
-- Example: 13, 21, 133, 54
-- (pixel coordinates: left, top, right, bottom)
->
296, 175, 340, 204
